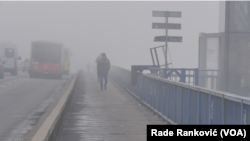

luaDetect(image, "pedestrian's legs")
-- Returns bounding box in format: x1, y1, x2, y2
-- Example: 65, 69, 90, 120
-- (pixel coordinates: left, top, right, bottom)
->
104, 74, 108, 90
97, 73, 99, 83
100, 74, 103, 91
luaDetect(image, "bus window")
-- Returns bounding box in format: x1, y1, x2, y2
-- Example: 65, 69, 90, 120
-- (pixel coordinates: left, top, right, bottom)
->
32, 42, 62, 63
5, 48, 14, 58
32, 44, 45, 62
64, 49, 69, 58
46, 45, 61, 63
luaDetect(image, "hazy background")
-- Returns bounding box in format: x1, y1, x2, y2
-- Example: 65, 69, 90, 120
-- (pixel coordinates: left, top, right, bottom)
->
0, 1, 219, 73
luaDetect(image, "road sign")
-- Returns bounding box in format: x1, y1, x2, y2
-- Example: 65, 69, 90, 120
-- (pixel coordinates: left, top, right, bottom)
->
168, 11, 181, 17
154, 36, 182, 42
152, 11, 165, 17
152, 23, 181, 29
152, 11, 181, 18
152, 10, 182, 68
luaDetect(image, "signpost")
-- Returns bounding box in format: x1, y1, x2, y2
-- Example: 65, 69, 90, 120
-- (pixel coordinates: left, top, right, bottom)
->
154, 36, 182, 42
152, 11, 182, 68
152, 23, 181, 29
152, 11, 181, 17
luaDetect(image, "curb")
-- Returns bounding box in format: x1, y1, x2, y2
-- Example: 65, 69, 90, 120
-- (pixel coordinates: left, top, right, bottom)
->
27, 70, 80, 141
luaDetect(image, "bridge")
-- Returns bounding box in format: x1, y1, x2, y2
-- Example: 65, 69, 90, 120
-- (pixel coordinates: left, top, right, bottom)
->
0, 1, 249, 141
12, 65, 247, 141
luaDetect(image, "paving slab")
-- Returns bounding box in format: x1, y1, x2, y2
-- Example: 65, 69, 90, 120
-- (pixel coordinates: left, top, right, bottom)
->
57, 71, 166, 141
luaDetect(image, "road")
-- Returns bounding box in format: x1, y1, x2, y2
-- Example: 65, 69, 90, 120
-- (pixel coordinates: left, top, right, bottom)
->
0, 71, 74, 141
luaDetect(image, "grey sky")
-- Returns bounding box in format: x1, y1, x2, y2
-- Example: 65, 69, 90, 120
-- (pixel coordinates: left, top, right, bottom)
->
0, 1, 219, 72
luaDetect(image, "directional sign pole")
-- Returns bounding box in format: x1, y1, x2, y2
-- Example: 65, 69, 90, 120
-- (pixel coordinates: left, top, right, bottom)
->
165, 11, 168, 68
152, 10, 181, 68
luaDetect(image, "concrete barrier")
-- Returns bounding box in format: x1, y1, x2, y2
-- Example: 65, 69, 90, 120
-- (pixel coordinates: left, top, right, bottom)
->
24, 70, 81, 141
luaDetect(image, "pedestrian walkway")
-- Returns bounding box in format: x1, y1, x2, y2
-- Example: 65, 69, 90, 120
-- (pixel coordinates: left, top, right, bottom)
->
57, 71, 166, 141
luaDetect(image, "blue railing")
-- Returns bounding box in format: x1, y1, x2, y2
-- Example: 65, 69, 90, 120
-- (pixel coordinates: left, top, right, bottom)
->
110, 66, 250, 124
148, 68, 198, 86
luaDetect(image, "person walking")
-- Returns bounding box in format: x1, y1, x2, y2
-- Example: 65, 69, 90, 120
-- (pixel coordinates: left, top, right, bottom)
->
97, 53, 110, 91
96, 53, 102, 83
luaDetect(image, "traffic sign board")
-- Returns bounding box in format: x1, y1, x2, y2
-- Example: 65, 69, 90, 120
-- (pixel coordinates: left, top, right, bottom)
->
152, 11, 165, 17
168, 11, 181, 17
154, 36, 182, 42
152, 11, 181, 18
152, 23, 181, 29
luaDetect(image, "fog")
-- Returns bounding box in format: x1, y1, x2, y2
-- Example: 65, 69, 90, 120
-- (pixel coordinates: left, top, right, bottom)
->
0, 1, 219, 73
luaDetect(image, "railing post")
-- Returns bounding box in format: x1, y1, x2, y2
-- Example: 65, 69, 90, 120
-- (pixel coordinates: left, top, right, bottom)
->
181, 86, 183, 124
197, 90, 200, 124
209, 93, 211, 125
140, 73, 144, 104
242, 100, 246, 125
157, 80, 160, 117
188, 87, 191, 124
181, 69, 186, 83
174, 83, 176, 123
222, 95, 226, 125
163, 82, 166, 117
209, 92, 214, 125
167, 83, 170, 120
195, 68, 199, 86
241, 99, 243, 125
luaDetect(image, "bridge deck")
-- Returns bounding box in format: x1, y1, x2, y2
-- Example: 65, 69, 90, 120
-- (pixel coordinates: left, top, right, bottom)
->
57, 71, 166, 141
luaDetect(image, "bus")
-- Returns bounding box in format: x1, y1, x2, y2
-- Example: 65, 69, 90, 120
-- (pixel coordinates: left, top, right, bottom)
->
63, 47, 71, 75
28, 39, 64, 79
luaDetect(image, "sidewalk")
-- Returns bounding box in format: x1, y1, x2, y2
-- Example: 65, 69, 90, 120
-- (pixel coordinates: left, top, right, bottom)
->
57, 71, 166, 141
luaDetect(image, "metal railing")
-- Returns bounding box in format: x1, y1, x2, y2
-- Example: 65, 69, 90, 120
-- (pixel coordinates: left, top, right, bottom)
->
146, 68, 198, 86
144, 68, 220, 90
110, 66, 250, 124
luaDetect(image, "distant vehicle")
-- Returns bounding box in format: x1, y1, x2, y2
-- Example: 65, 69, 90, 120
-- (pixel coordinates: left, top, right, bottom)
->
22, 59, 29, 72
29, 39, 64, 79
63, 47, 71, 75
0, 41, 21, 76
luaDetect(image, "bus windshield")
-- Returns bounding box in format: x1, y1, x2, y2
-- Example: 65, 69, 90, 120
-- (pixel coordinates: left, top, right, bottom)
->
64, 48, 69, 58
5, 48, 14, 58
32, 42, 62, 63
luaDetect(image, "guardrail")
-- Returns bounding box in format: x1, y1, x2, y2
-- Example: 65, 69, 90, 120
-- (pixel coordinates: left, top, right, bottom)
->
148, 68, 198, 86
110, 66, 250, 124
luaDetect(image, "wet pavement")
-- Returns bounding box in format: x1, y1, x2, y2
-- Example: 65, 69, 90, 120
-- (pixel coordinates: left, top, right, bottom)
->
58, 71, 166, 141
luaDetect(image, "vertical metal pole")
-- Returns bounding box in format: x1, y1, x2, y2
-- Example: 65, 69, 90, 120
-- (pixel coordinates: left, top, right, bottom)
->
181, 86, 183, 124
209, 93, 211, 125
241, 99, 243, 125
154, 48, 160, 66
150, 49, 155, 65
174, 84, 176, 123
188, 87, 191, 124
165, 11, 168, 68
195, 68, 199, 86
197, 90, 200, 124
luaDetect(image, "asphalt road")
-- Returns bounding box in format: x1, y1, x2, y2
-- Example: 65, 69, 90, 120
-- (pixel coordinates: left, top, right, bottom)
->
0, 71, 74, 141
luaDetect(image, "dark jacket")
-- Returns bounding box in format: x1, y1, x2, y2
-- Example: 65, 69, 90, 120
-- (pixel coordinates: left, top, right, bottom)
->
98, 57, 110, 75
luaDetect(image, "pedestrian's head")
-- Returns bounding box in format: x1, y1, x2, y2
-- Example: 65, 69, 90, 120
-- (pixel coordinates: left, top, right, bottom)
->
101, 53, 107, 59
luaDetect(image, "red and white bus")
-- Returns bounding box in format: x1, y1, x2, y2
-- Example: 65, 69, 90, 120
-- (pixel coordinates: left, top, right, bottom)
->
28, 39, 64, 79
